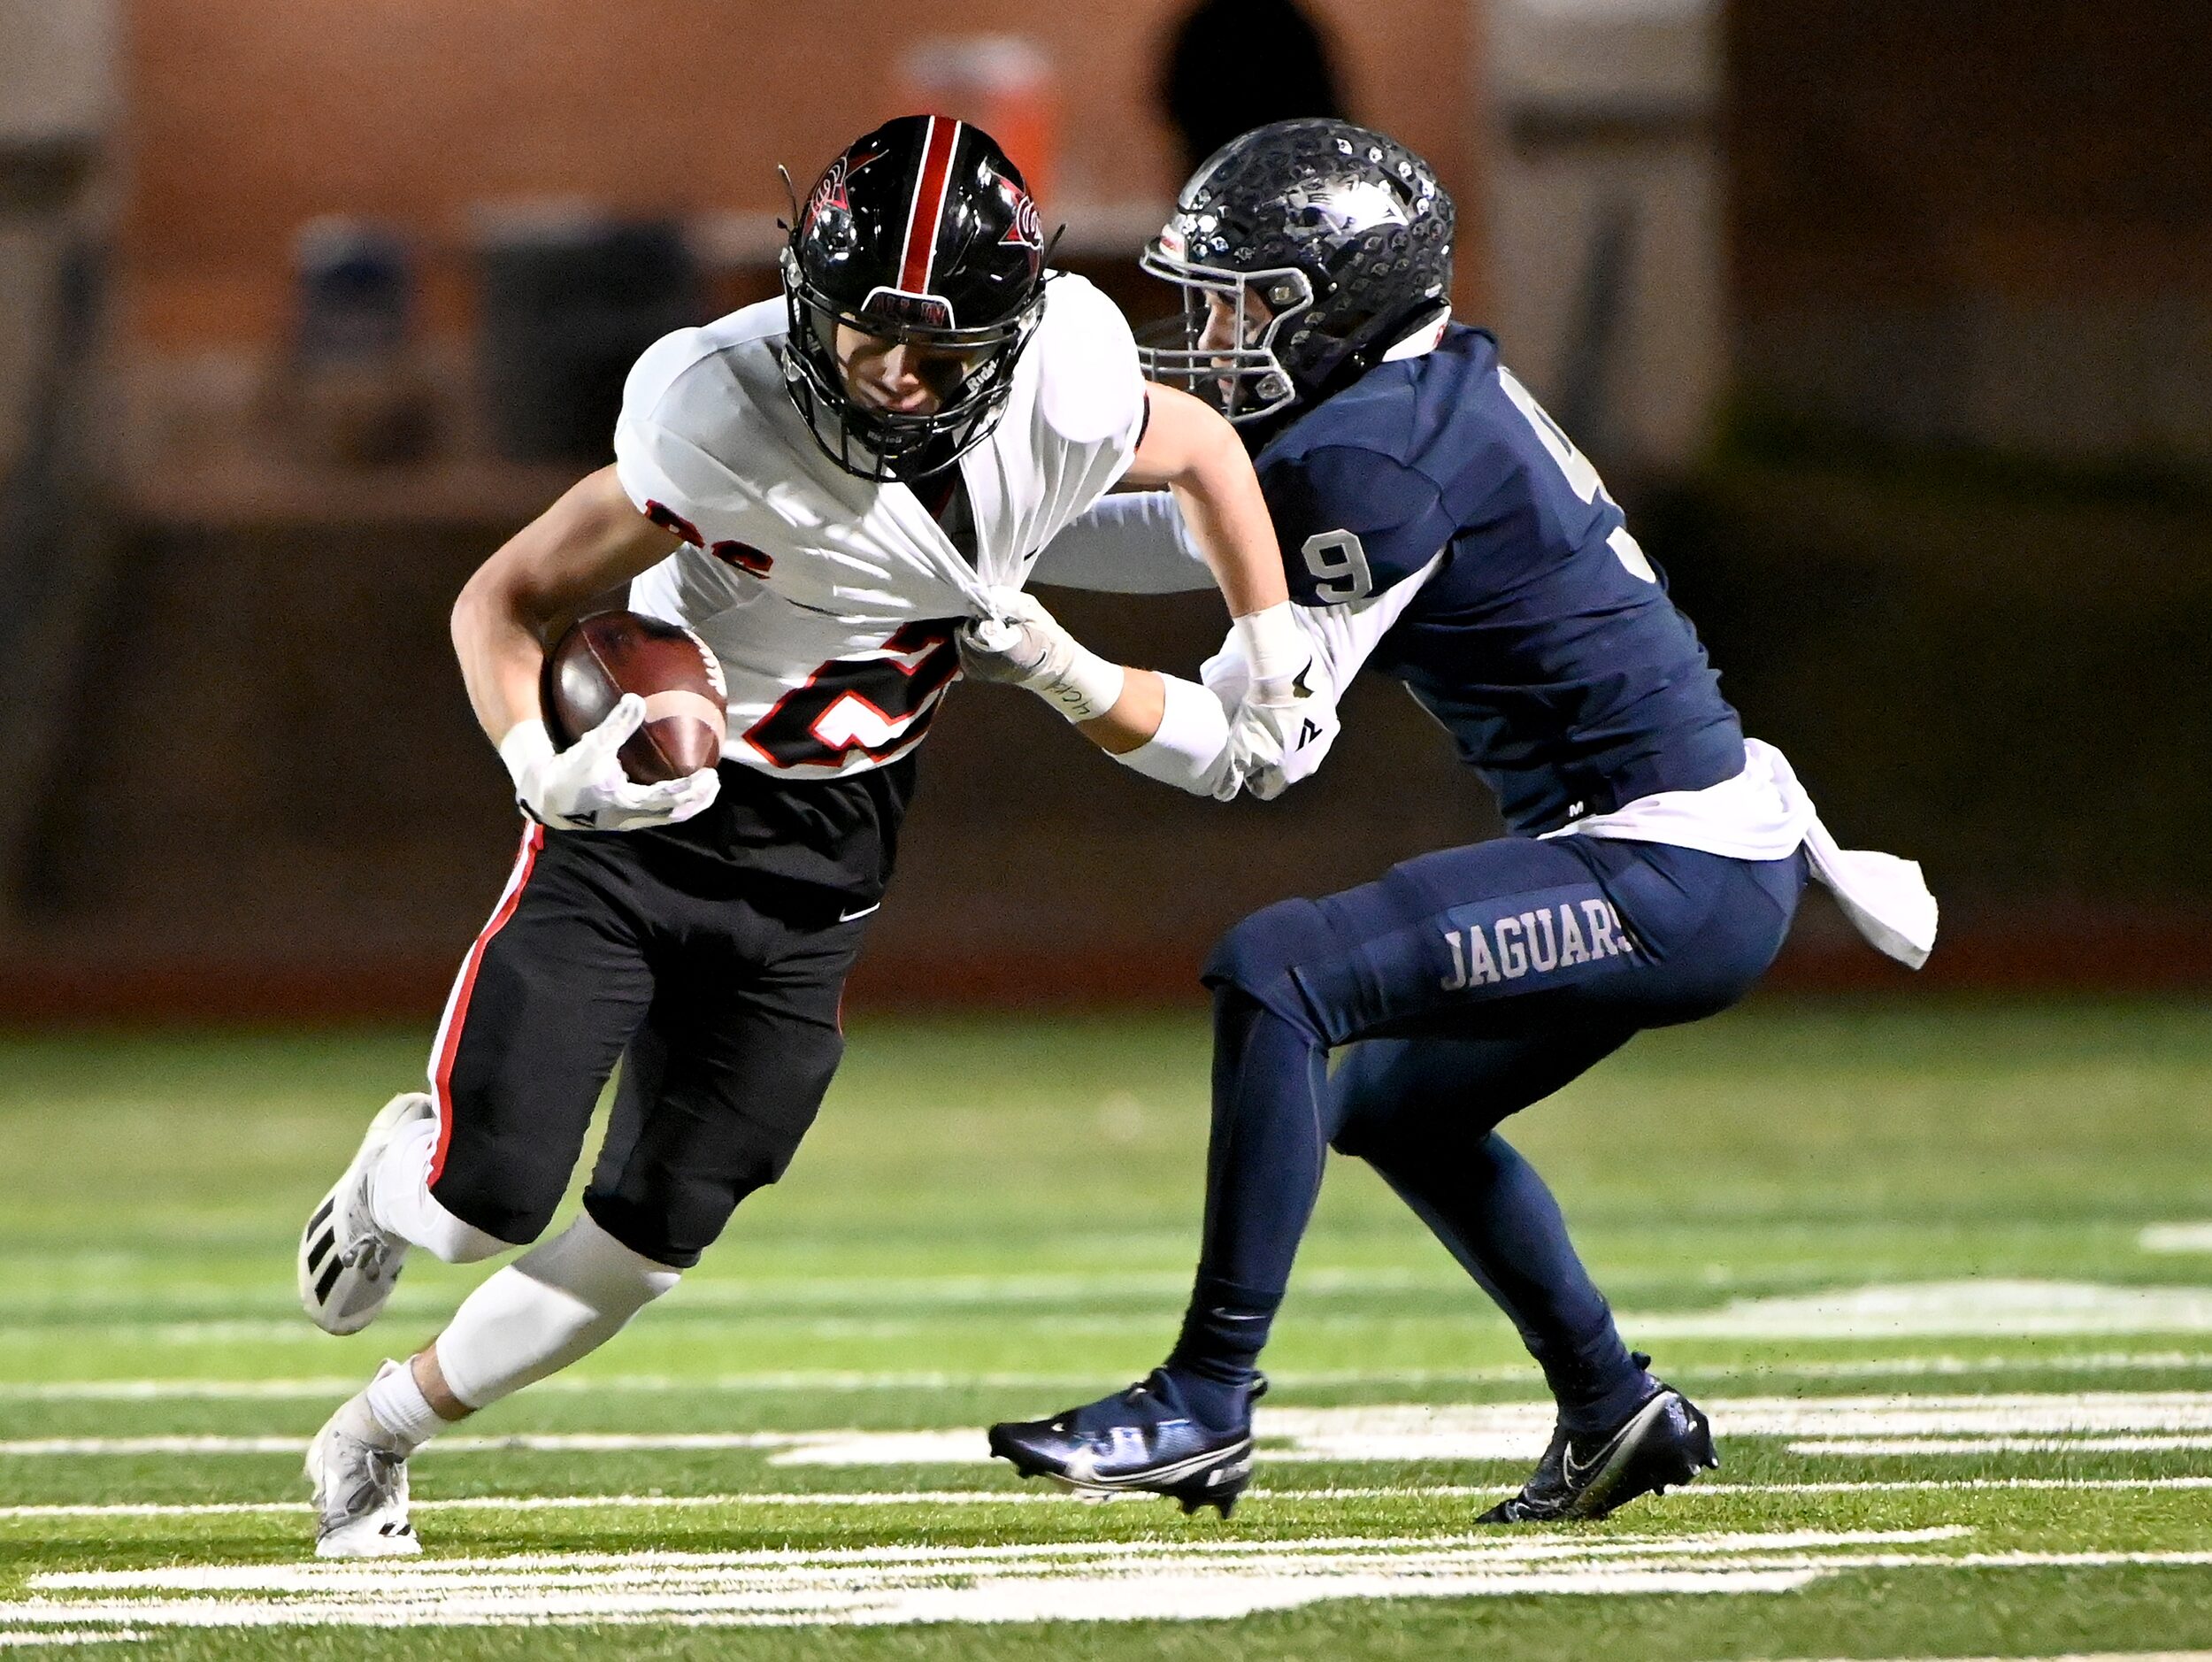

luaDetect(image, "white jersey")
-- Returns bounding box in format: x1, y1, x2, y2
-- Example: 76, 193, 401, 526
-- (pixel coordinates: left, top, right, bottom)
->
612, 273, 1147, 779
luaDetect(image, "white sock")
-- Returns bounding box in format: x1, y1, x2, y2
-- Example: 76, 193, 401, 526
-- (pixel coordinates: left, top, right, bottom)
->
361, 1358, 443, 1455
435, 1212, 680, 1411
367, 1116, 512, 1265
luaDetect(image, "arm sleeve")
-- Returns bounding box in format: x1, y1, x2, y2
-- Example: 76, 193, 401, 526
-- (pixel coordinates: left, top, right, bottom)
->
1027, 491, 1214, 594
1110, 672, 1240, 798
1263, 445, 1457, 609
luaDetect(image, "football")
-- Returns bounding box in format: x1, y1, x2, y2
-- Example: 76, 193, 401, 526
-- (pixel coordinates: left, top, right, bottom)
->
542, 611, 727, 783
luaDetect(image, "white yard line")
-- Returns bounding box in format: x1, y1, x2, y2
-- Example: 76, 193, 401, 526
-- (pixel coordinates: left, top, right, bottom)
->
0, 1434, 791, 1457
1684, 1477, 2212, 1495
33, 1529, 1970, 1583
2140, 1225, 2212, 1254
0, 1635, 147, 1648
1629, 1281, 2212, 1339
27, 1527, 2212, 1633
11, 1351, 2212, 1402
14, 1392, 2212, 1465
1775, 1654, 2212, 1662
1791, 1436, 2212, 1455
19, 1279, 2212, 1349
5, 1477, 2211, 1523
768, 1392, 2212, 1467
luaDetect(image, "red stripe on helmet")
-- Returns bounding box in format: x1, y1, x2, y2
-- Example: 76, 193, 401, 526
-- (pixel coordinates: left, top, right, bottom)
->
896, 116, 962, 298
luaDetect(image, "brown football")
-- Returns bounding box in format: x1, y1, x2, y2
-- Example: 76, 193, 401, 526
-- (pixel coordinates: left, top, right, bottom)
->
542, 611, 727, 784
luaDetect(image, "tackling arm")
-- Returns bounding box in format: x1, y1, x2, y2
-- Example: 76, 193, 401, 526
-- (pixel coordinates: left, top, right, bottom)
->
1027, 491, 1212, 595
1119, 382, 1286, 620
1007, 384, 1303, 755
963, 553, 1446, 800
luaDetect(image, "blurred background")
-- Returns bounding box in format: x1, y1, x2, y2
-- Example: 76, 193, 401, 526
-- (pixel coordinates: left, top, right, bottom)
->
0, 0, 2207, 1022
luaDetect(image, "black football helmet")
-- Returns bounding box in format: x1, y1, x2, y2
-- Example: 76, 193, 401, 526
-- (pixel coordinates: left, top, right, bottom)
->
1139, 119, 1454, 427
781, 115, 1050, 482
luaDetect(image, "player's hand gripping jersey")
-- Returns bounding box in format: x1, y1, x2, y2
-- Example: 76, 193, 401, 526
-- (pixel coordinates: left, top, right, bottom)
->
614, 273, 1146, 779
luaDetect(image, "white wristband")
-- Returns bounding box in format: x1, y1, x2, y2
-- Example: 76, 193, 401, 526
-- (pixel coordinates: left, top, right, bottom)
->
1233, 602, 1304, 704
497, 719, 555, 791
1041, 646, 1126, 725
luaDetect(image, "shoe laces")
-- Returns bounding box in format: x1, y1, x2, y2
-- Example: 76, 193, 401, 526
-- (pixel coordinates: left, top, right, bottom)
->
329, 1441, 406, 1516
338, 1234, 395, 1282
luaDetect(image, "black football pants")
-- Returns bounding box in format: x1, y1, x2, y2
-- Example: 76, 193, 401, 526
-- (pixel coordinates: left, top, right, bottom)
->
424, 822, 864, 1268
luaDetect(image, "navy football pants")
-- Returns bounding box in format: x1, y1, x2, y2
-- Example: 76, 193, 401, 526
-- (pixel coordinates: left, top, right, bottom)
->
1173, 833, 1806, 1427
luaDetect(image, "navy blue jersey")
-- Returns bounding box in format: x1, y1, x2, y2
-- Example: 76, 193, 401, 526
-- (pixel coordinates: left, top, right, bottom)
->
1255, 325, 1745, 835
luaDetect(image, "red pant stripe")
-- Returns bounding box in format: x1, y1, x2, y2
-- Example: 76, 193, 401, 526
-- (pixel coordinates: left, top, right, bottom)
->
426, 821, 544, 1184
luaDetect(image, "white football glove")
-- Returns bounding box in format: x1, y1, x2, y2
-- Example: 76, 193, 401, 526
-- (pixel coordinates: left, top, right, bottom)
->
1199, 635, 1339, 801
499, 695, 719, 833
957, 589, 1125, 722
957, 589, 1065, 686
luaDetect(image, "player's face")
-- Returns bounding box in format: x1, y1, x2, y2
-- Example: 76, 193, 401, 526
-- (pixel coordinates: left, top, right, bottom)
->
1199, 289, 1274, 408
833, 324, 991, 418
1201, 289, 1273, 356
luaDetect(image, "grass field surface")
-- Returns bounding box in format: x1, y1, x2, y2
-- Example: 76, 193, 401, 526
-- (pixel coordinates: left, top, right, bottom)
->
3, 998, 2210, 1658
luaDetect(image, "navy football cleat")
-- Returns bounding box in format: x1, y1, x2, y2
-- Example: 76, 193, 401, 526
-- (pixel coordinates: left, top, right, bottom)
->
1479, 1363, 1717, 1524
987, 1370, 1267, 1517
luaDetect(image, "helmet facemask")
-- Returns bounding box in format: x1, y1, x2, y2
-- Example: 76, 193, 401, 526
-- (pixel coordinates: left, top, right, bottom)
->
781, 250, 1044, 483
1135, 242, 1314, 426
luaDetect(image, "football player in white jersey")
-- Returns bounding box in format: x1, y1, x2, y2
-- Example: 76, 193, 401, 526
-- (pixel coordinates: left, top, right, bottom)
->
289, 115, 1306, 1558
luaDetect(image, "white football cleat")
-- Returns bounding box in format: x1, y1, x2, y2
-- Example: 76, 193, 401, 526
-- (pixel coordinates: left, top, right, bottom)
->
299, 1091, 434, 1335
305, 1389, 422, 1558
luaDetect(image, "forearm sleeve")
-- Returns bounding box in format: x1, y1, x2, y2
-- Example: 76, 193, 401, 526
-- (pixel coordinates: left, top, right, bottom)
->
1109, 673, 1239, 798
1029, 492, 1214, 595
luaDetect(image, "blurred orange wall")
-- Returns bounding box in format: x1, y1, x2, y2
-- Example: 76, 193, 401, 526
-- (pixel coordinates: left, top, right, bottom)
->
120, 0, 1483, 348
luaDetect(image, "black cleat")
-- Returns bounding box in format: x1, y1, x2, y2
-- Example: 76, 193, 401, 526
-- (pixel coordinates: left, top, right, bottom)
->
987, 1370, 1267, 1518
1479, 1364, 1718, 1524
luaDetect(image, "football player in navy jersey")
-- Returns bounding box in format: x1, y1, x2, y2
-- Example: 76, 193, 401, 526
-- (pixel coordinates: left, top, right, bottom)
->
972, 119, 1937, 1522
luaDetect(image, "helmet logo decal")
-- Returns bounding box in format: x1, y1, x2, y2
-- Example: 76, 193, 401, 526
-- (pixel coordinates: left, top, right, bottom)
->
896, 114, 964, 296
987, 166, 1043, 250
1279, 179, 1409, 237
1001, 189, 1043, 250
803, 147, 886, 234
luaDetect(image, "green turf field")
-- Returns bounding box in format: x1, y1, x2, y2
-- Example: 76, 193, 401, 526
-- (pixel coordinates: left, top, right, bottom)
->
4, 998, 2211, 1658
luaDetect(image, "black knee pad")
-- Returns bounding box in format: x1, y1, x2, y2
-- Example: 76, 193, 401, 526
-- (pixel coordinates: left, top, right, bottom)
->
587, 1127, 811, 1271
428, 1127, 569, 1249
